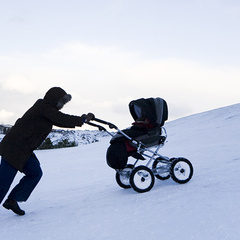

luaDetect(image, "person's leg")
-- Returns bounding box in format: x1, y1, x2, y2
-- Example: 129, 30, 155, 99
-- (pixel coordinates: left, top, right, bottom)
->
0, 158, 25, 215
0, 157, 18, 204
8, 154, 43, 202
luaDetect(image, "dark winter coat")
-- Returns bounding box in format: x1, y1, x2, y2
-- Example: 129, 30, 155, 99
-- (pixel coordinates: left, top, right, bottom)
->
0, 87, 85, 172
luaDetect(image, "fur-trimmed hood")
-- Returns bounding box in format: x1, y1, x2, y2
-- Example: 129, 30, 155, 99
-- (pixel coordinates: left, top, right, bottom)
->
44, 87, 72, 109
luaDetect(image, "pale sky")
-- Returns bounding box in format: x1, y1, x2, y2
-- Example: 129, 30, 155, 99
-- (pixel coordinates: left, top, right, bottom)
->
0, 0, 239, 129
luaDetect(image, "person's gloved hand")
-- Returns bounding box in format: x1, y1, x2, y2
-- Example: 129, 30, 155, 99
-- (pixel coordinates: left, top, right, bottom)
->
84, 113, 95, 123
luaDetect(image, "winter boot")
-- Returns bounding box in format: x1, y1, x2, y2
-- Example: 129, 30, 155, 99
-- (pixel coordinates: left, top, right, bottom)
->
3, 199, 25, 215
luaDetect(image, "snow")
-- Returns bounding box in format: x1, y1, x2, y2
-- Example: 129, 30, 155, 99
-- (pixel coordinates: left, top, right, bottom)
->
1, 103, 240, 240
46, 129, 111, 146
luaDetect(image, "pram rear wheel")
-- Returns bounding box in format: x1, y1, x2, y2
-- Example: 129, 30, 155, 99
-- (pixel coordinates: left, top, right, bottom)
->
116, 164, 134, 189
152, 157, 171, 180
170, 158, 193, 184
130, 166, 155, 193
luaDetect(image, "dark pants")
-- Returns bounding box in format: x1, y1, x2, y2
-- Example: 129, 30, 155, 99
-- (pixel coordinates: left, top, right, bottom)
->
0, 154, 43, 204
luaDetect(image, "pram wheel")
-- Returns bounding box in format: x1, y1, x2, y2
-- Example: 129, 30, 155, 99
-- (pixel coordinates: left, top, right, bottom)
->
116, 164, 134, 189
170, 158, 193, 184
152, 157, 171, 180
130, 166, 155, 193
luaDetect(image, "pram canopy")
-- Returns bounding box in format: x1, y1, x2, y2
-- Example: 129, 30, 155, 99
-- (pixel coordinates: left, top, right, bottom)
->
129, 97, 168, 126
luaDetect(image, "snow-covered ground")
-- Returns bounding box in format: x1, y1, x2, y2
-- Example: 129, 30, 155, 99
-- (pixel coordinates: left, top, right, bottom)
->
44, 129, 111, 146
0, 103, 240, 240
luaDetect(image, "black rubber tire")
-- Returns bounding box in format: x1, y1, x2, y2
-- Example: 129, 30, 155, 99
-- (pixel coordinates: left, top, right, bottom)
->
130, 166, 155, 193
152, 157, 171, 180
116, 164, 134, 189
170, 158, 193, 184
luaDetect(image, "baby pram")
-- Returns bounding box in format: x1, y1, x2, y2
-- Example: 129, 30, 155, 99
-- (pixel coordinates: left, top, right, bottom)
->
88, 97, 193, 193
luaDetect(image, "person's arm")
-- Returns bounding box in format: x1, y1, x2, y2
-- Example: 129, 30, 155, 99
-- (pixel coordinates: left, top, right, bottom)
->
43, 105, 86, 128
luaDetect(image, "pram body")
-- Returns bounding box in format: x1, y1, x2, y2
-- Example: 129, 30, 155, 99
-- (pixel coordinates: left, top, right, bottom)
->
88, 97, 193, 193
106, 97, 168, 170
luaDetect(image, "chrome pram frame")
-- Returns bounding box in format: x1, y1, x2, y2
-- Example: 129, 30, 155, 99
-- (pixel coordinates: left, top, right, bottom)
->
88, 118, 193, 193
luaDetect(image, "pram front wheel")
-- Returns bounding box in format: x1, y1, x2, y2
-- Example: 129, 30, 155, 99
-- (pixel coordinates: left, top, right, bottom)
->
130, 166, 155, 193
170, 158, 193, 184
152, 157, 171, 180
116, 164, 134, 189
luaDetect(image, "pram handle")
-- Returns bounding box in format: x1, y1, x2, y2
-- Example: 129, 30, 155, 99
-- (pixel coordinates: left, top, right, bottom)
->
86, 118, 133, 140
91, 118, 134, 141
85, 118, 118, 137
86, 122, 107, 131
92, 118, 118, 130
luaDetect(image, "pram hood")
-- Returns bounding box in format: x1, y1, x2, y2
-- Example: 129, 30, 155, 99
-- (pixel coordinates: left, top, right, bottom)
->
129, 97, 168, 126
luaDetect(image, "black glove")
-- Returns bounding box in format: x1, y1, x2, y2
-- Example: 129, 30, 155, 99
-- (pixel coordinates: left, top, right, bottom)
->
84, 113, 95, 123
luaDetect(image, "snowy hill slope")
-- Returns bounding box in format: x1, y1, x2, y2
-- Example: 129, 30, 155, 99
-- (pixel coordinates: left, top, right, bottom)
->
0, 103, 240, 240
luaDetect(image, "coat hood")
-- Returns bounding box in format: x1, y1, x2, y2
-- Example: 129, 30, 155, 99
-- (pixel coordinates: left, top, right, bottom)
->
44, 87, 72, 109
